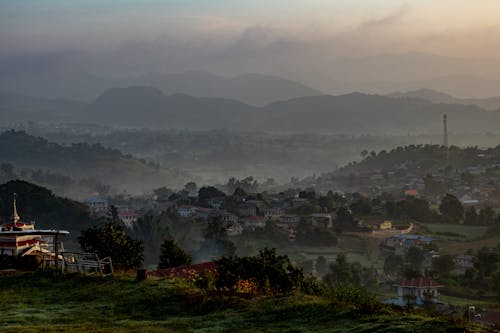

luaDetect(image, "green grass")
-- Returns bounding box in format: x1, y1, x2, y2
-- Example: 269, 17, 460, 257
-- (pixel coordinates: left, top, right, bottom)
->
417, 223, 488, 241
0, 271, 487, 333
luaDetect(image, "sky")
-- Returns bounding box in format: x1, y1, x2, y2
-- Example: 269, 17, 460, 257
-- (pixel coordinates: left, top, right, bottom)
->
1, 0, 500, 96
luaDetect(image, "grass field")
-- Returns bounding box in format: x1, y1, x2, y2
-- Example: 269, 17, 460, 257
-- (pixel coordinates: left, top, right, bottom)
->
416, 223, 489, 241
0, 272, 487, 333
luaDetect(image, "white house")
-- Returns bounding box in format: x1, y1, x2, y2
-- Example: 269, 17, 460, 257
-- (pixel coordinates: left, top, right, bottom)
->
395, 278, 443, 305
84, 197, 108, 214
264, 208, 284, 221
178, 205, 197, 218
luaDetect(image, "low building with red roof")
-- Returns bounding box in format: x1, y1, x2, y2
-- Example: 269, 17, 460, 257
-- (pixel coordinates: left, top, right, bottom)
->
394, 278, 443, 305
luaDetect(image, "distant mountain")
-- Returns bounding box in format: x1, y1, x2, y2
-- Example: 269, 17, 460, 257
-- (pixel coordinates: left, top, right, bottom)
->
83, 86, 255, 129
388, 88, 500, 111
134, 71, 322, 106
0, 91, 85, 123
0, 130, 191, 192
0, 67, 321, 105
4, 88, 500, 134
260, 93, 500, 134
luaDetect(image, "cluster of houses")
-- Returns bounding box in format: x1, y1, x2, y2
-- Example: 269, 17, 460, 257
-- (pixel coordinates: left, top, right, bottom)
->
175, 201, 335, 241
84, 196, 139, 228
325, 155, 500, 207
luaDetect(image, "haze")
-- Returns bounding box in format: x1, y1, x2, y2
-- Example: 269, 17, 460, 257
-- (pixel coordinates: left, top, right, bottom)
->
2, 0, 500, 97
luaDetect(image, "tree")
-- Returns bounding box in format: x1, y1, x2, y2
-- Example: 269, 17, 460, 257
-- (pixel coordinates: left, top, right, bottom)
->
316, 255, 328, 276
431, 254, 455, 278
158, 236, 192, 269
184, 182, 197, 194
107, 205, 119, 223
464, 206, 478, 225
323, 253, 376, 289
197, 217, 236, 260
439, 194, 464, 223
405, 246, 425, 271
478, 206, 495, 225
383, 254, 404, 280
78, 222, 144, 270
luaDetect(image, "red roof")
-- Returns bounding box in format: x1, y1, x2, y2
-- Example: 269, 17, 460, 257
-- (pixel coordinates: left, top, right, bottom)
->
396, 277, 443, 288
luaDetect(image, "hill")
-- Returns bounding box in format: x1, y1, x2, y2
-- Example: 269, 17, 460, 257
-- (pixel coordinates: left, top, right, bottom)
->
5, 88, 500, 134
83, 86, 255, 129
388, 88, 500, 111
134, 71, 323, 106
0, 130, 191, 193
0, 91, 85, 123
0, 272, 482, 332
0, 180, 93, 235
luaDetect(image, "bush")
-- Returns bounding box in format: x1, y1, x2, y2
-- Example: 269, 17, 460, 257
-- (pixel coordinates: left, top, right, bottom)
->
158, 237, 192, 269
215, 248, 317, 295
78, 222, 144, 270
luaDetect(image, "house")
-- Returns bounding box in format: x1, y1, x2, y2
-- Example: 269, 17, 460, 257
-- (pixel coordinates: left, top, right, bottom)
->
239, 204, 257, 217
226, 223, 244, 236
310, 214, 333, 228
195, 207, 216, 221
206, 197, 225, 209
383, 234, 435, 254
365, 220, 392, 231
394, 278, 443, 305
220, 211, 238, 225
264, 208, 284, 221
84, 197, 108, 214
242, 216, 266, 231
279, 214, 300, 225
245, 200, 265, 210
405, 189, 419, 197
177, 205, 197, 218
118, 210, 138, 228
454, 254, 474, 273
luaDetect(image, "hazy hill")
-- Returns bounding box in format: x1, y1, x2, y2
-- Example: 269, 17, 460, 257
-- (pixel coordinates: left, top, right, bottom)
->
0, 91, 85, 123
261, 93, 500, 134
84, 86, 255, 129
4, 87, 500, 134
0, 130, 191, 192
134, 71, 322, 106
388, 88, 500, 111
0, 180, 93, 234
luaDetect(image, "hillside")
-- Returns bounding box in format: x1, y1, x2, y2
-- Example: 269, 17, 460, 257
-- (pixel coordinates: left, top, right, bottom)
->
0, 272, 482, 333
134, 71, 323, 106
0, 130, 191, 192
388, 88, 500, 111
0, 180, 94, 235
4, 88, 500, 134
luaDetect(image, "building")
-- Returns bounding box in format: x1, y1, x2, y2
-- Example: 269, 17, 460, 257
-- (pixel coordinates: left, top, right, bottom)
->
0, 196, 41, 256
226, 223, 244, 236
279, 214, 300, 225
454, 254, 474, 273
264, 208, 284, 221
384, 234, 434, 250
310, 214, 333, 228
84, 197, 108, 214
206, 197, 225, 210
118, 210, 138, 228
220, 211, 238, 225
239, 204, 257, 217
242, 216, 266, 231
177, 205, 197, 218
365, 220, 392, 230
394, 278, 443, 305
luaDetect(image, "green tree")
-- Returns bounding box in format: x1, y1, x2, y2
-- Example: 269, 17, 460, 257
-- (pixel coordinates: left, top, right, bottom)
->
158, 236, 192, 269
464, 206, 478, 225
478, 206, 495, 225
79, 222, 144, 270
431, 254, 455, 278
383, 254, 404, 280
405, 246, 425, 271
439, 194, 464, 223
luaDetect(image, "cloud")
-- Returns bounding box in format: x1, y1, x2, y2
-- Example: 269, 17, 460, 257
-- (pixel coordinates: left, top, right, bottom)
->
357, 3, 410, 31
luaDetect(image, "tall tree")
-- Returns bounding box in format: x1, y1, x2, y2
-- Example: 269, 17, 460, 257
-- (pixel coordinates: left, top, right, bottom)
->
439, 194, 464, 223
158, 236, 192, 269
